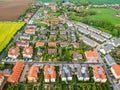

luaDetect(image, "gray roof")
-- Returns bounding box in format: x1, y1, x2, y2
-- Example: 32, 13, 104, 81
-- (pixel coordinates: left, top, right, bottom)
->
102, 44, 114, 52
60, 65, 73, 79
20, 34, 30, 39
104, 54, 116, 66
61, 71, 66, 78
90, 32, 106, 42
88, 27, 101, 34
101, 32, 112, 39
19, 65, 29, 82
78, 28, 90, 35
112, 38, 120, 46
77, 22, 88, 28
82, 36, 97, 47
77, 64, 89, 78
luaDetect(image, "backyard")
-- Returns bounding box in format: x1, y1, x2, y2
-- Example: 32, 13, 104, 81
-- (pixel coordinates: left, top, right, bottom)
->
0, 22, 25, 53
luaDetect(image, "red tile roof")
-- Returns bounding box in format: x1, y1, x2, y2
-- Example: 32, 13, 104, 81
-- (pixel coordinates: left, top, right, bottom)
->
27, 66, 39, 80
7, 61, 24, 84
71, 43, 79, 48
93, 66, 106, 79
25, 28, 35, 34
44, 65, 56, 80
48, 42, 57, 47
8, 46, 19, 56
36, 41, 45, 47
16, 40, 29, 47
23, 46, 33, 55
85, 50, 98, 58
48, 48, 57, 54
111, 64, 120, 76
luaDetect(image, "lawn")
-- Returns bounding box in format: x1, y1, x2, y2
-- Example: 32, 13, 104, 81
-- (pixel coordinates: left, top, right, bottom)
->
0, 22, 25, 53
86, 8, 120, 25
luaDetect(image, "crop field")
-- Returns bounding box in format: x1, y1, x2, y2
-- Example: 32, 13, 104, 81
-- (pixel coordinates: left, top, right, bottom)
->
0, 0, 34, 20
0, 22, 25, 53
37, 0, 120, 4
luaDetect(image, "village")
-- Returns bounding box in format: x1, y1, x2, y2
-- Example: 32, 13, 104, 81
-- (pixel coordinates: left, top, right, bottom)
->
0, 1, 120, 90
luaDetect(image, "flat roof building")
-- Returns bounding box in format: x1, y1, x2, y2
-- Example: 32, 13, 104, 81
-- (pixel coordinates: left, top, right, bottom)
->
82, 36, 97, 47
104, 54, 116, 66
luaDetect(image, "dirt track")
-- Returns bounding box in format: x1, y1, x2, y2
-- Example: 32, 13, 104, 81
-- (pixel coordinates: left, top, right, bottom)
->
0, 0, 35, 21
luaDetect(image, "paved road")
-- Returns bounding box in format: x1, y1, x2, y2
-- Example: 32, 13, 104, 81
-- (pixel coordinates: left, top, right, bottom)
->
2, 60, 101, 65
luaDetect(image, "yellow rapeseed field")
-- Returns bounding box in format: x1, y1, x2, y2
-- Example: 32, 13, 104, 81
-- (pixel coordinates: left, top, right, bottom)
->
0, 22, 25, 53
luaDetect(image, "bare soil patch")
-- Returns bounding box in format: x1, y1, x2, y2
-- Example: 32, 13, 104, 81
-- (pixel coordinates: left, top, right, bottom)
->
0, 0, 35, 21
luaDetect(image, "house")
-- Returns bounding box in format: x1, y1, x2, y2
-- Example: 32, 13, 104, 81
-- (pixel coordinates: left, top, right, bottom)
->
77, 22, 89, 29
48, 48, 57, 54
111, 64, 120, 79
44, 65, 56, 82
7, 61, 24, 84
81, 36, 97, 47
44, 19, 61, 25
25, 28, 35, 34
71, 42, 79, 48
76, 6, 83, 12
1, 69, 11, 77
8, 46, 19, 59
101, 32, 112, 39
100, 44, 114, 54
60, 42, 69, 47
48, 42, 57, 47
59, 30, 67, 35
20, 34, 30, 40
112, 38, 120, 47
60, 65, 72, 81
88, 27, 102, 34
36, 41, 45, 47
93, 66, 107, 82
23, 46, 33, 58
90, 32, 106, 42
0, 73, 4, 87
49, 35, 57, 40
50, 4, 57, 12
27, 24, 37, 29
26, 12, 33, 18
104, 54, 116, 66
24, 17, 29, 22
78, 28, 90, 35
16, 40, 29, 47
44, 10, 48, 15
59, 35, 67, 40
67, 22, 73, 27
62, 1, 74, 7
77, 64, 89, 81
73, 52, 82, 61
85, 50, 99, 62
50, 31, 57, 35
27, 66, 39, 82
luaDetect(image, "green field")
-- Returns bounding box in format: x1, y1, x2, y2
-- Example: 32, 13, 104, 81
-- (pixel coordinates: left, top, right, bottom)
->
0, 22, 25, 53
37, 0, 120, 4
86, 8, 120, 25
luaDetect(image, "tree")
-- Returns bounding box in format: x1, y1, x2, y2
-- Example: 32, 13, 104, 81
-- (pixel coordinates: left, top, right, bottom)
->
0, 63, 5, 70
